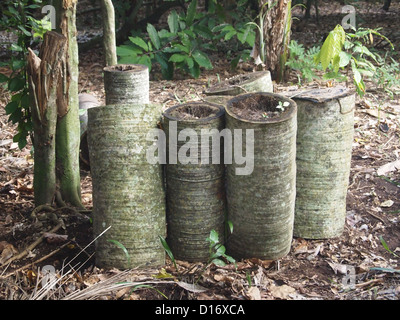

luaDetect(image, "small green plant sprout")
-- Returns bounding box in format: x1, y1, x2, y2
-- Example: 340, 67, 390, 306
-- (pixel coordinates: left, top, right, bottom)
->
131, 284, 168, 299
159, 235, 178, 272
206, 229, 236, 267
276, 101, 290, 112
107, 239, 130, 266
379, 236, 400, 258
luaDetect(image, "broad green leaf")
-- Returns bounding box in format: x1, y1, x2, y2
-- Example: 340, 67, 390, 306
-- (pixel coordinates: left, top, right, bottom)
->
351, 60, 365, 97
11, 43, 23, 52
174, 44, 190, 54
207, 229, 219, 244
339, 51, 352, 68
147, 23, 160, 50
155, 52, 169, 70
224, 30, 237, 41
8, 77, 25, 92
116, 45, 142, 56
212, 23, 230, 33
169, 53, 187, 63
211, 258, 226, 267
192, 50, 213, 70
315, 24, 345, 71
118, 55, 141, 65
5, 101, 18, 115
128, 36, 148, 51
193, 25, 213, 39
186, 0, 197, 27
12, 59, 25, 71
18, 135, 27, 150
0, 73, 8, 83
138, 55, 152, 71
168, 10, 179, 34
182, 29, 196, 39
17, 25, 31, 37
185, 56, 194, 69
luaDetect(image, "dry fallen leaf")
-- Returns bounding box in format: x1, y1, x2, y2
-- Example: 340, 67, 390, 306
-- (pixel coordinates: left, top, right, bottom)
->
0, 243, 18, 264
380, 200, 394, 208
269, 284, 296, 299
246, 286, 261, 300
377, 160, 400, 176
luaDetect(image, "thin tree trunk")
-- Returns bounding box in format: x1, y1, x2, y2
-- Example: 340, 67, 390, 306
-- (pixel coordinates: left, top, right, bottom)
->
252, 0, 291, 81
27, 32, 67, 206
100, 0, 117, 66
54, 0, 84, 208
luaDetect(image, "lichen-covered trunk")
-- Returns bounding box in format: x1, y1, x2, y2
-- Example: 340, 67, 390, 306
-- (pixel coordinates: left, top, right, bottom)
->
291, 87, 355, 239
87, 104, 166, 269
163, 103, 226, 262
225, 93, 297, 260
27, 32, 67, 206
54, 0, 83, 208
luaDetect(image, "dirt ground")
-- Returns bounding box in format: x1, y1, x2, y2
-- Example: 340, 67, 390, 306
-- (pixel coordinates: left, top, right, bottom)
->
0, 1, 400, 300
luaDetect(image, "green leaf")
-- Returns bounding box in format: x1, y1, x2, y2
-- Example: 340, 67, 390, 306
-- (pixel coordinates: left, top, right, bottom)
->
116, 45, 142, 57
379, 236, 399, 258
339, 51, 352, 68
128, 36, 149, 51
185, 56, 194, 69
8, 77, 25, 92
159, 236, 177, 270
169, 53, 187, 63
118, 55, 141, 65
186, 0, 197, 27
0, 73, 8, 83
12, 59, 25, 71
17, 25, 31, 37
107, 239, 131, 265
211, 258, 226, 267
193, 25, 213, 39
5, 101, 18, 115
11, 43, 23, 52
315, 24, 345, 71
192, 50, 213, 69
147, 23, 160, 50
168, 10, 179, 34
174, 44, 190, 54
18, 135, 27, 150
207, 229, 219, 244
351, 60, 365, 97
138, 55, 152, 71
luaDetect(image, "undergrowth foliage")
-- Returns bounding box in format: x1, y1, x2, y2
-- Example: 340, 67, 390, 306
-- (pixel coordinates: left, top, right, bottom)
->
0, 0, 51, 149
287, 24, 399, 98
116, 0, 256, 79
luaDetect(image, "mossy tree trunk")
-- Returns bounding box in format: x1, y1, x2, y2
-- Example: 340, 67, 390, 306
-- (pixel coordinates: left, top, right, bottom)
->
53, 0, 84, 208
27, 32, 67, 206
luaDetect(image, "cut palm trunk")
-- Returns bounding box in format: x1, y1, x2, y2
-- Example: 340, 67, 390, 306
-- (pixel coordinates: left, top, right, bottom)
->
204, 71, 273, 96
289, 87, 355, 239
88, 64, 165, 268
225, 92, 297, 260
87, 103, 166, 269
163, 102, 226, 262
103, 64, 149, 105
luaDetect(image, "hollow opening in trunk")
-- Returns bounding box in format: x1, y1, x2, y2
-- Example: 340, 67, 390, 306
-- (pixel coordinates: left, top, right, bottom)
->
168, 104, 220, 120
229, 94, 290, 121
